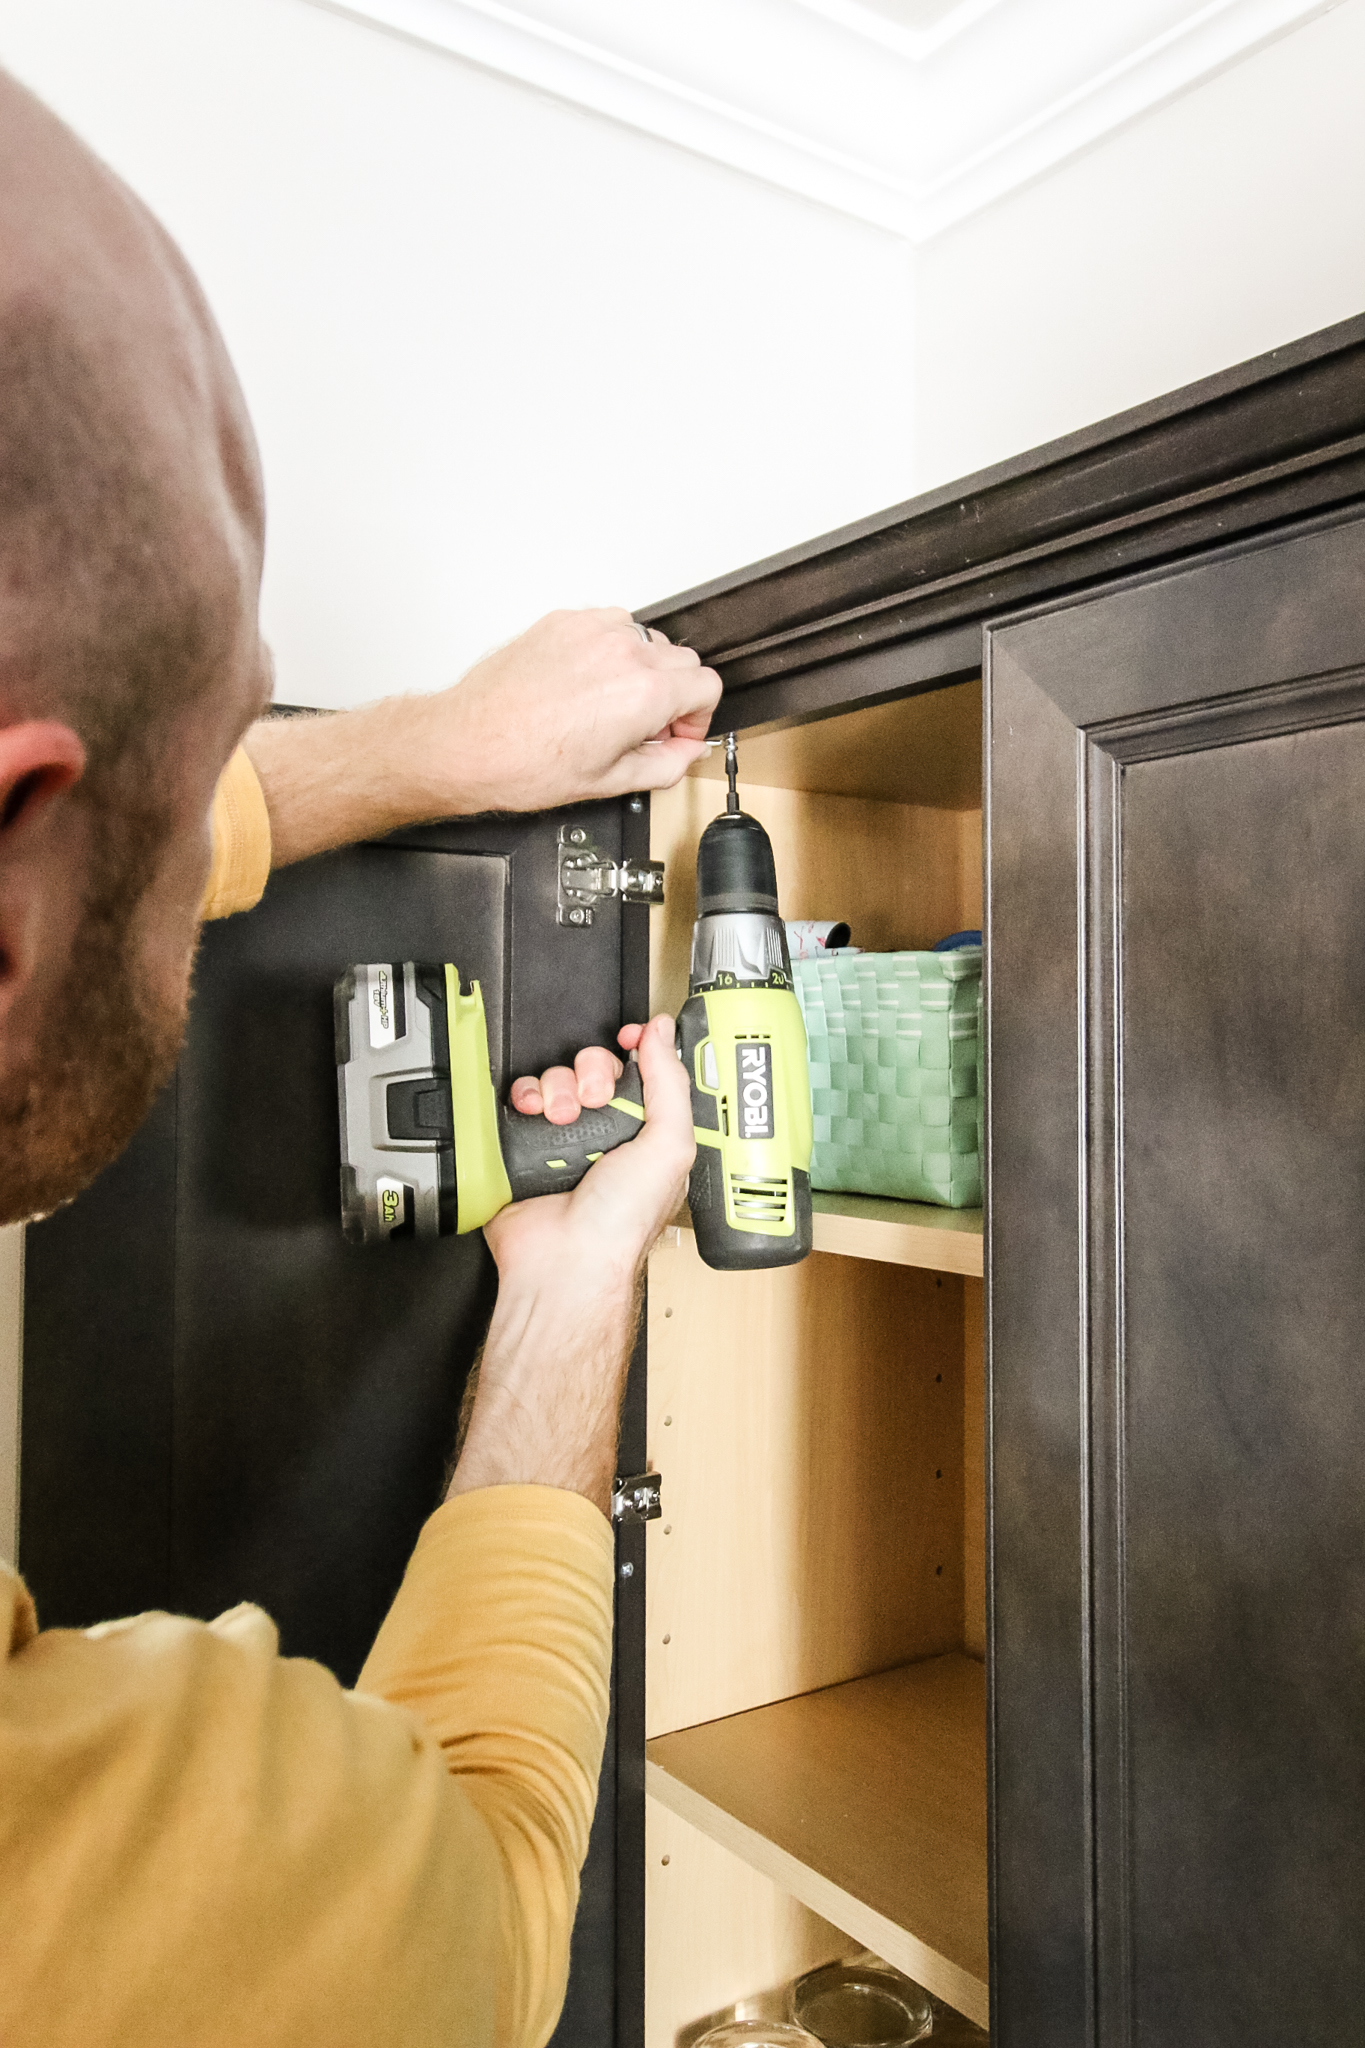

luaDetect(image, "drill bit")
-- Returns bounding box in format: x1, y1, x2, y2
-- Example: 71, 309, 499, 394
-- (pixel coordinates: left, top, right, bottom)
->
725, 731, 739, 814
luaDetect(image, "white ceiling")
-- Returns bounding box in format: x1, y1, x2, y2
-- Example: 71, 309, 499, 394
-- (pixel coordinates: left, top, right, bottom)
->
313, 0, 1342, 241
843, 0, 971, 23
794, 0, 1006, 48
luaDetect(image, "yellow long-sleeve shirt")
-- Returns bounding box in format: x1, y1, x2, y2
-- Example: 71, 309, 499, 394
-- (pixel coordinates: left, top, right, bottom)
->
0, 753, 617, 2047
200, 742, 275, 920
0, 1495, 614, 2047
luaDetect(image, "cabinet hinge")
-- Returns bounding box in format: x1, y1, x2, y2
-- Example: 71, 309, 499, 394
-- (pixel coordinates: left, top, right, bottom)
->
558, 825, 664, 928
611, 1471, 662, 1524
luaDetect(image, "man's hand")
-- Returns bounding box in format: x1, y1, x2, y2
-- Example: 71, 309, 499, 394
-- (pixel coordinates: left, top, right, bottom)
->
447, 1014, 692, 1516
409, 609, 722, 814
508, 1035, 629, 1124
448, 1015, 695, 1515
243, 609, 722, 868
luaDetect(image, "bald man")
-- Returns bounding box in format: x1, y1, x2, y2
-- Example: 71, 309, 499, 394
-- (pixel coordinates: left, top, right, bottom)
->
0, 64, 719, 2048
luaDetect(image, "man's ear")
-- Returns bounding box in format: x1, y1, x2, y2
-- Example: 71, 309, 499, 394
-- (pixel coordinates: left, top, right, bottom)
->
0, 721, 86, 836
0, 721, 88, 1011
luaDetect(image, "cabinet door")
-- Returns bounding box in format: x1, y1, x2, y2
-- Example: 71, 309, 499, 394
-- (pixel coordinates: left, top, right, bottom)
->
986, 510, 1365, 2045
20, 797, 652, 2048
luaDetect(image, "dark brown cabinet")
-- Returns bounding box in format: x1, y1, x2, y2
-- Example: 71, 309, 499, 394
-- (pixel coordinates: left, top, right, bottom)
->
988, 513, 1365, 2045
637, 308, 1365, 2046
20, 310, 1365, 2046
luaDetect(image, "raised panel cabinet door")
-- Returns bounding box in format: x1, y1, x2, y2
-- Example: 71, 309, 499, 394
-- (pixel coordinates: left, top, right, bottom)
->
986, 508, 1365, 2047
21, 796, 653, 2048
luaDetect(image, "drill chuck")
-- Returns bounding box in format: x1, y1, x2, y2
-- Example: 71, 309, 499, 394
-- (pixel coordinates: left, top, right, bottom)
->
695, 811, 779, 917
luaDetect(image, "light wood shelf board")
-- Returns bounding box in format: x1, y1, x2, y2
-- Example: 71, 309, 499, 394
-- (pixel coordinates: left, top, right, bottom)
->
810, 1193, 984, 1276
689, 681, 983, 810
646, 1238, 965, 1736
646, 1654, 989, 2030
666, 1197, 983, 1275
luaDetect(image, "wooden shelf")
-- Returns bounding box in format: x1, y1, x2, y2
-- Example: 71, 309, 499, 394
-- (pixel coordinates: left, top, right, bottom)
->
811, 1193, 983, 1276
669, 1195, 983, 1276
645, 1654, 989, 2030
688, 680, 982, 810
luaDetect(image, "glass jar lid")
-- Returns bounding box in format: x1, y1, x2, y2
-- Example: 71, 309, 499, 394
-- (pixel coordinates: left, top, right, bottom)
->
695, 2024, 825, 2048
791, 1959, 934, 2048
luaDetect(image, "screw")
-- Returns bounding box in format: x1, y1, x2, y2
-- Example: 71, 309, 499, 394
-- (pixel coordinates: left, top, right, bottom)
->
569, 827, 587, 844
662, 1633, 671, 1645
664, 1307, 673, 1319
568, 908, 586, 926
620, 1561, 634, 1579
661, 1855, 671, 1866
663, 1524, 672, 1535
629, 796, 643, 814
664, 1416, 673, 1427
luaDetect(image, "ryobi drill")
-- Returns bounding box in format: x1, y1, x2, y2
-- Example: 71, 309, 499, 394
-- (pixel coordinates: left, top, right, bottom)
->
335, 738, 813, 1272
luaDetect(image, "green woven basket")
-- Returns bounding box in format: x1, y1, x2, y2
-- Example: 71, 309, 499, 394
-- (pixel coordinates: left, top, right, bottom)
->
793, 949, 983, 1209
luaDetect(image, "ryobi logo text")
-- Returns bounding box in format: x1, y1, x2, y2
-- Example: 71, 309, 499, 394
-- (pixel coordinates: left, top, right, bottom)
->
736, 1041, 774, 1141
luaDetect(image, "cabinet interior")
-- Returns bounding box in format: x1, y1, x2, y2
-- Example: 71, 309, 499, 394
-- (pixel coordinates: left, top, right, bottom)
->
644, 681, 988, 2044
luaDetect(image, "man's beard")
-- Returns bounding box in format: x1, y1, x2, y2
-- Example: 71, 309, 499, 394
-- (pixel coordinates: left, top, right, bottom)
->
0, 798, 190, 1226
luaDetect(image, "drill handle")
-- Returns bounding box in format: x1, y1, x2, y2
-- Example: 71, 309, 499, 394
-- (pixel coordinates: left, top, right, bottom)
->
498, 1057, 645, 1203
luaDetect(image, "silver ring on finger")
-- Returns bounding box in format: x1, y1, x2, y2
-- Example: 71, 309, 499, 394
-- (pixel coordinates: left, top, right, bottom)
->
631, 621, 653, 645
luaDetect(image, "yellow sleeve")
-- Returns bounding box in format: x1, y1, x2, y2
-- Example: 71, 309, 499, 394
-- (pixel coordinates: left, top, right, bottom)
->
0, 1487, 613, 2048
358, 1488, 615, 2048
200, 745, 273, 920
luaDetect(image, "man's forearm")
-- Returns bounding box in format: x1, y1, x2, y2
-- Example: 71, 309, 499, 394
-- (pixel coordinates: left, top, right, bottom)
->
446, 1013, 690, 1518
447, 1266, 641, 1517
242, 699, 457, 868
242, 609, 723, 870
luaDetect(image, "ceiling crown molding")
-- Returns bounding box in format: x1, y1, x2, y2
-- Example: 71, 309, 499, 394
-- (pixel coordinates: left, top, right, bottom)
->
309, 0, 1342, 243
788, 0, 1011, 62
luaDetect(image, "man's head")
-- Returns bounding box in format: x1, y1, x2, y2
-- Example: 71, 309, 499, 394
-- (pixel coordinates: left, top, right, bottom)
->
0, 69, 272, 1224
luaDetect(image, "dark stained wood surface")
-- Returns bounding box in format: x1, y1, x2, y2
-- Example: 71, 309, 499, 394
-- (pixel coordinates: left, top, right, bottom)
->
641, 312, 1365, 717
987, 507, 1365, 2046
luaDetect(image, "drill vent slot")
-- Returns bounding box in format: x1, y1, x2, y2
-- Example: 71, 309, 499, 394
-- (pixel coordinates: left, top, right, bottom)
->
729, 1174, 789, 1223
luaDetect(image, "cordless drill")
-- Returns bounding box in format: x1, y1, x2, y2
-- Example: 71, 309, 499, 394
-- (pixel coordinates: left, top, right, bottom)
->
335, 738, 813, 1271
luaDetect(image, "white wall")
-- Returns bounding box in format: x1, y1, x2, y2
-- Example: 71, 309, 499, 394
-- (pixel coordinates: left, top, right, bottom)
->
914, 0, 1365, 488
4, 0, 1359, 701
0, 0, 916, 710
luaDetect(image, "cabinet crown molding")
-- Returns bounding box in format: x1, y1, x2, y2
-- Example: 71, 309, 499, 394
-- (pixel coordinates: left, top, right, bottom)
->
308, 0, 1338, 241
